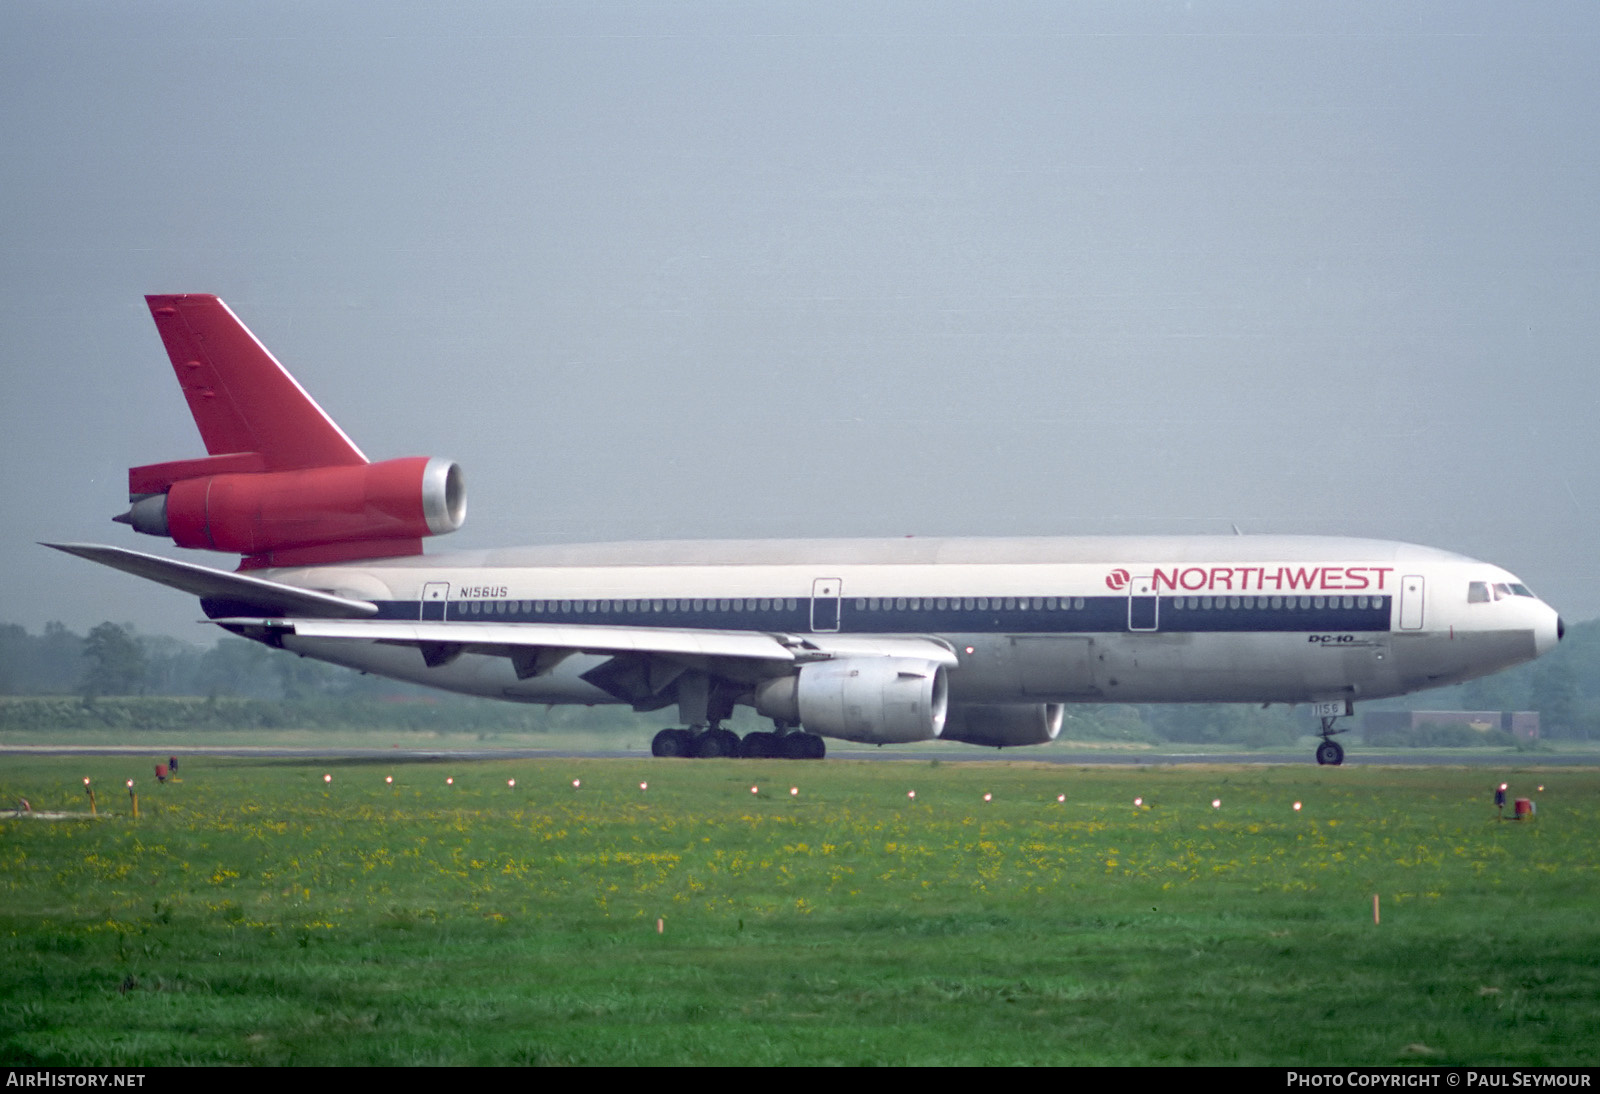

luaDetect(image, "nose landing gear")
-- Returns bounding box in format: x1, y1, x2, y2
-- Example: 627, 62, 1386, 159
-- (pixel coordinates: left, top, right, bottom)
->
1314, 708, 1348, 766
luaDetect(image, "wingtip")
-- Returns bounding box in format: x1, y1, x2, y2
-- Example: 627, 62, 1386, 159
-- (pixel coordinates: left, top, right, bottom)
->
41, 542, 115, 561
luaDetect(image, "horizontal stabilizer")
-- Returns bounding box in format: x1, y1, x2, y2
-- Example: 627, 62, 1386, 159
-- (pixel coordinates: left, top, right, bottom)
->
42, 543, 378, 618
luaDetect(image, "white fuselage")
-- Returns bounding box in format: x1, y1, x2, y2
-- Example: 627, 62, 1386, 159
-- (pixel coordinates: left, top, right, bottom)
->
256, 534, 1561, 713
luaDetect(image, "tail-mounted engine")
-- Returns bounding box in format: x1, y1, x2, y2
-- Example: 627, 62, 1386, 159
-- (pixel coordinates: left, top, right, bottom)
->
118, 455, 465, 569
119, 294, 468, 569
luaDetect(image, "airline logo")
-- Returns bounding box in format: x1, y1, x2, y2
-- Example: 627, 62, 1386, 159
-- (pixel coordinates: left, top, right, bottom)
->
1105, 566, 1394, 594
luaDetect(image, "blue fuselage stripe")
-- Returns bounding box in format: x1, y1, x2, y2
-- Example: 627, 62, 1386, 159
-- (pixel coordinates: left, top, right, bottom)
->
375, 595, 1393, 634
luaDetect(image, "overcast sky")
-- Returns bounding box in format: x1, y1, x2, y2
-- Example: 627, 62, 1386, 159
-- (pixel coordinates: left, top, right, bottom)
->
4, 1, 1598, 642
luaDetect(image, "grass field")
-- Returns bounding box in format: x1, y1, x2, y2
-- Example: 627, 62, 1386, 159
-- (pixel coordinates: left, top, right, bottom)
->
3, 755, 1598, 1065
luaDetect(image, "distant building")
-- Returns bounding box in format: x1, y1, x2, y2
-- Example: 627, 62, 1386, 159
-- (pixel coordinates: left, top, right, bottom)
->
1362, 710, 1539, 745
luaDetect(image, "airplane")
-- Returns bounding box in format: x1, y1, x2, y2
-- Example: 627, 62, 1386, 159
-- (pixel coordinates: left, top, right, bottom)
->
48, 294, 1565, 764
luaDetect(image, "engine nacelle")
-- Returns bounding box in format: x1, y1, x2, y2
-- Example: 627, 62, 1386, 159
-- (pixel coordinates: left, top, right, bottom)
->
755, 658, 949, 744
940, 703, 1064, 748
120, 456, 465, 565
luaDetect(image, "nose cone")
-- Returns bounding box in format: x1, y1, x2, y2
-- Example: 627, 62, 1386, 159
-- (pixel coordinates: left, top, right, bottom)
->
1536, 609, 1563, 657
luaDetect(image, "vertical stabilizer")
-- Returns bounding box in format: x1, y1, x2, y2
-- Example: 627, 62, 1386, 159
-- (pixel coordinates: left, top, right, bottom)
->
144, 294, 367, 471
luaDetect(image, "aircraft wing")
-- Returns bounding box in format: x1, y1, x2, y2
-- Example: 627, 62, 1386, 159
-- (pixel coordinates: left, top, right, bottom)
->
211, 616, 959, 668
42, 542, 378, 618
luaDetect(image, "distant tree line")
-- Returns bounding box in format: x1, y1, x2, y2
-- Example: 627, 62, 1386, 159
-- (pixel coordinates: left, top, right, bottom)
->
0, 621, 419, 702
1, 618, 1596, 743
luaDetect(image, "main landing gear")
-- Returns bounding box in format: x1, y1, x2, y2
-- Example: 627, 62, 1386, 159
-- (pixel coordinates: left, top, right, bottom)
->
1314, 714, 1346, 766
650, 726, 825, 760
655, 673, 827, 759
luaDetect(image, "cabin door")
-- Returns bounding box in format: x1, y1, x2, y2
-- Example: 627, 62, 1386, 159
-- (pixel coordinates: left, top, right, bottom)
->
1398, 574, 1425, 630
1127, 576, 1159, 631
421, 582, 450, 621
811, 577, 842, 632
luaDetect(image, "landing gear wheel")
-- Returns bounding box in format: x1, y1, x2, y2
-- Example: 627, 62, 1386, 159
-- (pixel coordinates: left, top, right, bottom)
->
743, 731, 778, 758
693, 728, 743, 758
651, 728, 694, 758
1315, 739, 1345, 766
781, 733, 826, 760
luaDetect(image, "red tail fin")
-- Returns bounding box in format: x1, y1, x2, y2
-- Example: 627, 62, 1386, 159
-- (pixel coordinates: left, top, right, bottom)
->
119, 296, 465, 569
143, 294, 367, 471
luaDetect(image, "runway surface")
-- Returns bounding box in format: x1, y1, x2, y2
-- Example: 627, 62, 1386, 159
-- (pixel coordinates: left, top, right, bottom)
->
4, 744, 1596, 766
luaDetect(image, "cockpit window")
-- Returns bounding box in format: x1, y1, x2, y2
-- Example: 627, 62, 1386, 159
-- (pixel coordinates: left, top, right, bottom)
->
1494, 583, 1513, 600
1468, 582, 1490, 603
1510, 584, 1535, 598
